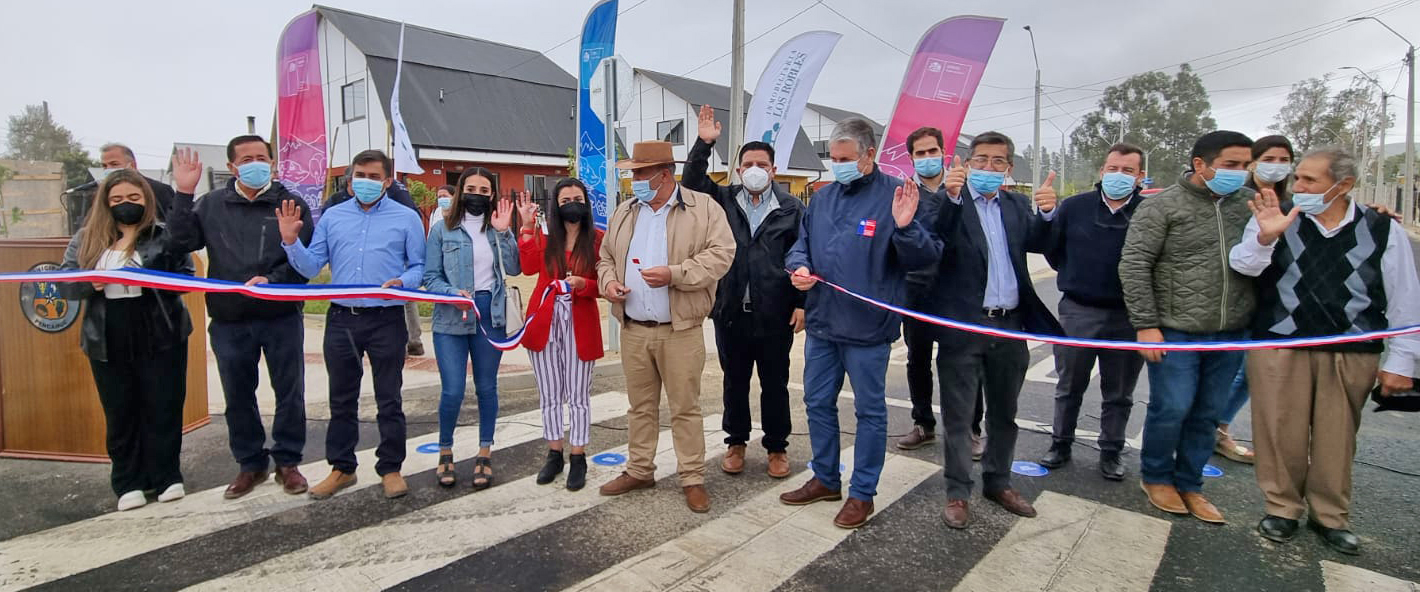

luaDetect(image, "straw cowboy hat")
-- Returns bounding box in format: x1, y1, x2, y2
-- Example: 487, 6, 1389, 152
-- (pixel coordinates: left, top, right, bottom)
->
616, 141, 680, 170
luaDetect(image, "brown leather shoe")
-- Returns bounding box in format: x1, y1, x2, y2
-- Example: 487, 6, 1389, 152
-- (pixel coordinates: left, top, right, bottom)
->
766, 452, 791, 479
896, 425, 935, 450
599, 472, 655, 496
308, 470, 357, 500
273, 465, 308, 495
779, 477, 842, 506
382, 472, 409, 499
834, 498, 875, 529
943, 499, 970, 529
1140, 481, 1188, 515
684, 484, 710, 513
223, 470, 269, 500
1180, 492, 1225, 524
984, 488, 1037, 518
721, 445, 746, 474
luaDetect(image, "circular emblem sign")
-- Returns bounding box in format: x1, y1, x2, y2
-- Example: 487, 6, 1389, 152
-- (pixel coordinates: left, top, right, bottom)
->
18, 262, 82, 333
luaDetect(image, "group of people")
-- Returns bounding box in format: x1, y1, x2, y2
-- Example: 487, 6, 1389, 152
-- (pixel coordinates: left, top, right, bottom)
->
61, 110, 1417, 556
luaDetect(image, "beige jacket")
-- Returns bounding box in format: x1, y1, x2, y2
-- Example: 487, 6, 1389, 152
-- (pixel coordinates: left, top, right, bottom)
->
597, 185, 736, 331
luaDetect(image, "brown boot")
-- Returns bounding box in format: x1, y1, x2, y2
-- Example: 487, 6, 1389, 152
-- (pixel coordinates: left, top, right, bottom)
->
1180, 492, 1225, 524
896, 425, 935, 450
308, 470, 357, 500
223, 469, 269, 500
779, 477, 842, 506
382, 473, 409, 499
943, 499, 970, 529
833, 498, 875, 529
766, 452, 791, 479
721, 445, 746, 474
599, 472, 655, 496
1140, 481, 1188, 515
683, 484, 710, 513
273, 466, 308, 495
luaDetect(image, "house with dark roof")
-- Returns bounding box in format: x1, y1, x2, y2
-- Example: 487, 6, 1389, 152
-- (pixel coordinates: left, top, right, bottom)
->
314, 5, 577, 198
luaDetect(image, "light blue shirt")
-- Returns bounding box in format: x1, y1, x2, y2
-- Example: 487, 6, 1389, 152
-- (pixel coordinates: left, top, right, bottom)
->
283, 195, 426, 308
949, 183, 1055, 310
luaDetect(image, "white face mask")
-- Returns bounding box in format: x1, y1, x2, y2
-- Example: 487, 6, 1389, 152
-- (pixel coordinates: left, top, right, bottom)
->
1254, 162, 1292, 183
741, 166, 771, 193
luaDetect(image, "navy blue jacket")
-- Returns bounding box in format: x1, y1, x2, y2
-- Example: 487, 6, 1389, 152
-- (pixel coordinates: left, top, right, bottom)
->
1043, 186, 1144, 309
785, 167, 941, 345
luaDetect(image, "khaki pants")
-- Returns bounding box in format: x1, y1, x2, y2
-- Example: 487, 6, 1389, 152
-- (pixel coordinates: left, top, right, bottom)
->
1247, 349, 1378, 529
620, 321, 708, 486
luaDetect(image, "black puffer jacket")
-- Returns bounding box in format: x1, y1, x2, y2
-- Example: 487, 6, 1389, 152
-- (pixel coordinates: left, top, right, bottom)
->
61, 224, 194, 362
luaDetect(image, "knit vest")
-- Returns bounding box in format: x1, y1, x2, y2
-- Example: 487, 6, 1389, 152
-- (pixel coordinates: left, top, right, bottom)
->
1253, 205, 1390, 353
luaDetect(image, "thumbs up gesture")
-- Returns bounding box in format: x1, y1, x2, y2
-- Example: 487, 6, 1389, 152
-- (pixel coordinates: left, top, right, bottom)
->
1034, 171, 1058, 212
944, 155, 968, 198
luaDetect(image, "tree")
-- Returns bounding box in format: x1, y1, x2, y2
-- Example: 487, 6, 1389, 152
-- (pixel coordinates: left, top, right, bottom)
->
1069, 64, 1216, 188
1271, 77, 1392, 180
1271, 78, 1332, 152
4, 102, 97, 188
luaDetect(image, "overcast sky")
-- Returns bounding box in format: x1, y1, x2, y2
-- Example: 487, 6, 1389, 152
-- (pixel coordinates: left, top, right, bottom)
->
2, 0, 1415, 170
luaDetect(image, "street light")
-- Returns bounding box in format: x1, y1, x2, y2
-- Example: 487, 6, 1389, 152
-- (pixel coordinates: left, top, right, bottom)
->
1350, 16, 1415, 223
1024, 25, 1042, 192
1045, 118, 1077, 193
1340, 66, 1392, 205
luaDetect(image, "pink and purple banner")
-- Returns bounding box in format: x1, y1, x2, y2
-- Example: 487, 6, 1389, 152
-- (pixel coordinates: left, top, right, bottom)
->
275, 11, 329, 220
878, 15, 1005, 179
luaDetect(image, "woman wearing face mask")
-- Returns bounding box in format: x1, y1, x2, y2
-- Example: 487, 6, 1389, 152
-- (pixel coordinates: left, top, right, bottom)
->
435, 184, 456, 217
423, 167, 520, 489
1217, 135, 1296, 465
60, 169, 195, 511
515, 179, 604, 491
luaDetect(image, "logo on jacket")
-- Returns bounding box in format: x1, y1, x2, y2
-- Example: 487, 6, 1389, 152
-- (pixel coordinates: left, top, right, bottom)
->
857, 219, 877, 238
19, 262, 82, 333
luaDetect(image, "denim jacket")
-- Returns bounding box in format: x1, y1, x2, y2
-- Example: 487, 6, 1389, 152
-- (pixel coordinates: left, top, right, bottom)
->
423, 220, 520, 334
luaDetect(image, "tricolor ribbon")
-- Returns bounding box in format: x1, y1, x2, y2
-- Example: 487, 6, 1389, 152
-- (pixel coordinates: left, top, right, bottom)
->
797, 271, 1420, 352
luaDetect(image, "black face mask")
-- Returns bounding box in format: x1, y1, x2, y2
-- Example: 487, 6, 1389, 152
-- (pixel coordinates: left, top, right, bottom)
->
462, 193, 491, 216
558, 201, 589, 224
111, 202, 144, 225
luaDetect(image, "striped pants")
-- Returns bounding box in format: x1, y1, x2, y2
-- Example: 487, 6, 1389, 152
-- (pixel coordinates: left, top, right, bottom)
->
529, 295, 594, 446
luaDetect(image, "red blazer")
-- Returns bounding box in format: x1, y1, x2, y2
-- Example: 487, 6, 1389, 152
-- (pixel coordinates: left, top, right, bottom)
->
518, 228, 604, 361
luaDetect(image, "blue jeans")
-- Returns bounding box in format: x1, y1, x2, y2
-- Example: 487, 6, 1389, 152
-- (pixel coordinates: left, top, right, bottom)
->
803, 335, 889, 502
1219, 358, 1249, 425
433, 292, 504, 448
1140, 328, 1245, 492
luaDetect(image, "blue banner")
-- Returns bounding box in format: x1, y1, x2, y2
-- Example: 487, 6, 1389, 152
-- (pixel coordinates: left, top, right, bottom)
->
577, 0, 618, 230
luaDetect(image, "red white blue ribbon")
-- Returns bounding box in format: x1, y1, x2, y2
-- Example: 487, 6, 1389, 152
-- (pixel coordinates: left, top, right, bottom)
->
801, 272, 1420, 352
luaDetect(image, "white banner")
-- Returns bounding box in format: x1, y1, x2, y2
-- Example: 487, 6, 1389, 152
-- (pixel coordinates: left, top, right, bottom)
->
744, 31, 841, 170
391, 22, 424, 175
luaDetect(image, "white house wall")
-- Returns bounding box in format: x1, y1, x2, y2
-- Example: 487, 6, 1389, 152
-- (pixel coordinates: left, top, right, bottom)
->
319, 18, 388, 170
618, 72, 694, 175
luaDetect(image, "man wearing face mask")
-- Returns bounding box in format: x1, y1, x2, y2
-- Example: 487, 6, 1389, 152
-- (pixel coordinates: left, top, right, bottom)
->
98, 143, 175, 221
1120, 130, 1256, 525
278, 149, 427, 501
782, 118, 940, 529
682, 105, 805, 479
1039, 143, 1149, 481
167, 135, 315, 499
596, 140, 735, 513
929, 131, 1060, 529
1229, 147, 1420, 555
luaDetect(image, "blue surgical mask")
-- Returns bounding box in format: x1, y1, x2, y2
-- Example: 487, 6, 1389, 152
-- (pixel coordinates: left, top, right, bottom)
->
1291, 183, 1340, 216
1203, 166, 1248, 195
631, 178, 656, 202
236, 161, 272, 188
1100, 172, 1137, 199
913, 157, 943, 178
832, 160, 863, 185
350, 178, 385, 204
968, 169, 1006, 195
437, 196, 452, 210
1253, 162, 1292, 184
97, 168, 122, 181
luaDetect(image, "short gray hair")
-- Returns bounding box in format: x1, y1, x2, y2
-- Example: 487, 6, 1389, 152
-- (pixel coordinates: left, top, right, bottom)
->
829, 118, 877, 157
99, 142, 136, 163
1302, 146, 1358, 183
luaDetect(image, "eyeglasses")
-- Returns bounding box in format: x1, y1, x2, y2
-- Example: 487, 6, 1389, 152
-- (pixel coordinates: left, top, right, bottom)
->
968, 156, 1011, 169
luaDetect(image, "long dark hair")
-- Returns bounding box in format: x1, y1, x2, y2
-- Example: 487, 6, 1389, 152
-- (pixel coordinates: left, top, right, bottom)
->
78, 169, 158, 268
445, 167, 513, 232
1250, 135, 1295, 195
544, 178, 596, 277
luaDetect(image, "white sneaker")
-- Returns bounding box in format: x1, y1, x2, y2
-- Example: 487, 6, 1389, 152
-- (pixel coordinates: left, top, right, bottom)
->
157, 483, 185, 503
116, 490, 147, 511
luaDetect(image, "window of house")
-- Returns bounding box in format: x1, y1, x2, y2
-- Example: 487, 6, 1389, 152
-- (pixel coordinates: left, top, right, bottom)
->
657, 119, 684, 144
342, 79, 367, 122
813, 140, 830, 159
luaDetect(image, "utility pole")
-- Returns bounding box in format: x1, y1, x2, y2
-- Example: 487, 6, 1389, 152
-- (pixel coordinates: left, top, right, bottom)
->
246, 116, 256, 134
727, 0, 746, 182
1025, 25, 1041, 190
1351, 16, 1415, 223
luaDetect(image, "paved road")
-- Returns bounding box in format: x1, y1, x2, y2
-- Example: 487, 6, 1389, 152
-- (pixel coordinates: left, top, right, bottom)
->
1, 236, 1417, 591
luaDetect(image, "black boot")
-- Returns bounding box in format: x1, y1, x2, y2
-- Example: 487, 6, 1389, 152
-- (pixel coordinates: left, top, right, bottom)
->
566, 454, 588, 491
1039, 443, 1071, 468
536, 449, 564, 485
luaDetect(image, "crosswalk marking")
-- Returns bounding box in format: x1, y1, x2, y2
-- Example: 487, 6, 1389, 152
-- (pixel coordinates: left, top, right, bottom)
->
952, 491, 1171, 592
566, 449, 938, 592
0, 392, 632, 592
1321, 561, 1420, 591
848, 393, 1143, 451
184, 416, 729, 591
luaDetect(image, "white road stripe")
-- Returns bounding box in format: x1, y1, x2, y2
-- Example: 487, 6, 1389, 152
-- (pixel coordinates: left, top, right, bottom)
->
952, 491, 1171, 592
184, 415, 729, 592
566, 448, 938, 592
1321, 560, 1420, 591
836, 392, 1142, 451
0, 392, 632, 592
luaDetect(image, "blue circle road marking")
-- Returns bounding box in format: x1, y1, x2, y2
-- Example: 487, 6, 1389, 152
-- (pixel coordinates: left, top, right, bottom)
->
592, 453, 627, 466
416, 443, 441, 454
1202, 464, 1224, 478
1011, 461, 1049, 477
